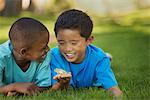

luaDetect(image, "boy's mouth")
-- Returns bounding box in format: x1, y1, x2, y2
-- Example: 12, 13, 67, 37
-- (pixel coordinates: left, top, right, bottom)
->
41, 53, 47, 60
65, 51, 75, 59
41, 54, 46, 59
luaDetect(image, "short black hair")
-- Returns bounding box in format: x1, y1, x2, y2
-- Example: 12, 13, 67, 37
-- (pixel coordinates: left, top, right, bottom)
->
54, 9, 93, 40
9, 17, 49, 49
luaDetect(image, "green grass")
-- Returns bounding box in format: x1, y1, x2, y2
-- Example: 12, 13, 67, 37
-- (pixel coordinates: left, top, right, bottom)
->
0, 88, 124, 100
0, 11, 150, 99
93, 25, 150, 99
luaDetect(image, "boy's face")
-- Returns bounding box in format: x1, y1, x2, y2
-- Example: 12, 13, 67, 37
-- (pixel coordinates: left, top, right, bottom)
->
23, 33, 49, 63
57, 29, 92, 63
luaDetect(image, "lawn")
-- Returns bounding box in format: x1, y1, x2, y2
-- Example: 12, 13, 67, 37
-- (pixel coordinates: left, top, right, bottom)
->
0, 11, 150, 99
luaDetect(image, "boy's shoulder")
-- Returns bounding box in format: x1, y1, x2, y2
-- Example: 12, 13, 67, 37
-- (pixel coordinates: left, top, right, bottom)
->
39, 50, 51, 65
0, 40, 12, 59
88, 44, 106, 58
51, 46, 60, 55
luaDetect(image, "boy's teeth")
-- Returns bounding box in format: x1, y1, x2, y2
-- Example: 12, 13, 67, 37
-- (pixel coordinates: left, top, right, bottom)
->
66, 51, 75, 55
66, 53, 74, 56
66, 53, 75, 58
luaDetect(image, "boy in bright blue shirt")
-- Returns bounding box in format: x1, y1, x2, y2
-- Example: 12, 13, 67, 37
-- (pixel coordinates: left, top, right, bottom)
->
50, 9, 122, 96
0, 17, 51, 96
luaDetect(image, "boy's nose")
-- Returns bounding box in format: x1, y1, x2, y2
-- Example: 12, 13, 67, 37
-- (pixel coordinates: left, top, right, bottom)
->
46, 46, 50, 52
66, 46, 72, 52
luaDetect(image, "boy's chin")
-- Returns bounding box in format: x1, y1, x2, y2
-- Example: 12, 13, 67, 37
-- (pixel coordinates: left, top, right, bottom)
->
67, 58, 83, 64
66, 58, 75, 63
66, 58, 79, 63
36, 58, 44, 63
64, 55, 79, 63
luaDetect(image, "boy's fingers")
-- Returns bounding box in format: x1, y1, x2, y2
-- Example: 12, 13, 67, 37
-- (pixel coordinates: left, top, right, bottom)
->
61, 77, 71, 81
53, 73, 71, 83
53, 74, 61, 80
26, 88, 37, 96
7, 92, 18, 96
53, 75, 62, 82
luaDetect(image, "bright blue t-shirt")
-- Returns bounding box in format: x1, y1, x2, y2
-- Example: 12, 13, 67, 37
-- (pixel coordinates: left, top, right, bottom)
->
50, 44, 118, 89
0, 40, 51, 87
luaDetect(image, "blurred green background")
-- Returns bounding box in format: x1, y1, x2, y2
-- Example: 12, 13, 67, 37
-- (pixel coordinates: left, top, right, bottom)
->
0, 0, 150, 99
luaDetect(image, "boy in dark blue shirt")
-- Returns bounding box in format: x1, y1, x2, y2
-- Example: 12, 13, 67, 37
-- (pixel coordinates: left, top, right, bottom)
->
50, 9, 122, 96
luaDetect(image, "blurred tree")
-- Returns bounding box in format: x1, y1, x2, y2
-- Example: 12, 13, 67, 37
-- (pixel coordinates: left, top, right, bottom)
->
25, 0, 52, 15
26, 0, 35, 12
22, 0, 31, 10
135, 0, 150, 9
0, 0, 22, 16
31, 0, 46, 14
0, 0, 5, 12
101, 0, 120, 24
100, 0, 137, 25
48, 0, 75, 15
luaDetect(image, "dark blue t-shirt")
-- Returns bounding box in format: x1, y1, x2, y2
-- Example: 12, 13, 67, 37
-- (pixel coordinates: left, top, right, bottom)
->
50, 44, 118, 89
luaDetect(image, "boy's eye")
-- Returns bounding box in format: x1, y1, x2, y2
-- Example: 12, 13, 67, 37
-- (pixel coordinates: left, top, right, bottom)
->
42, 45, 48, 51
43, 47, 46, 50
59, 42, 65, 45
71, 42, 77, 45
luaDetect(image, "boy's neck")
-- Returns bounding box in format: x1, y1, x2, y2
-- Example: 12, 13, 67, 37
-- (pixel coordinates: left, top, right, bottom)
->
16, 60, 31, 72
13, 50, 31, 72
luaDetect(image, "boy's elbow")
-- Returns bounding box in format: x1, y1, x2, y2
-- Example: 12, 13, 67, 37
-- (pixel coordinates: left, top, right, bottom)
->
108, 86, 122, 97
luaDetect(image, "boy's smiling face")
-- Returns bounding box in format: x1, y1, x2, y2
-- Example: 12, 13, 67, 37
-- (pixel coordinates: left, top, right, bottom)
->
57, 29, 92, 63
13, 32, 50, 64
26, 32, 49, 63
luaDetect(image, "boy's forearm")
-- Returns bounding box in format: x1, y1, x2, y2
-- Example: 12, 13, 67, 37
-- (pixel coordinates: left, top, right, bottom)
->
51, 82, 69, 91
38, 86, 50, 92
0, 84, 15, 94
51, 82, 63, 91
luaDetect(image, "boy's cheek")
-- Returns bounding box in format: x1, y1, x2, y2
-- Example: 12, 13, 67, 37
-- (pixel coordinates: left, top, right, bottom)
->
59, 48, 65, 54
59, 46, 64, 51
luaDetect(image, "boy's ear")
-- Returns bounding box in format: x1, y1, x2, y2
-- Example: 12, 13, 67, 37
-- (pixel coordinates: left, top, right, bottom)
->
20, 48, 27, 56
86, 36, 94, 45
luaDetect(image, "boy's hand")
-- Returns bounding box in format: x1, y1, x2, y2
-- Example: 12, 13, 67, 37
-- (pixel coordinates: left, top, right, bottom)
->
54, 68, 72, 83
12, 82, 40, 95
53, 68, 72, 90
7, 91, 18, 96
53, 73, 71, 84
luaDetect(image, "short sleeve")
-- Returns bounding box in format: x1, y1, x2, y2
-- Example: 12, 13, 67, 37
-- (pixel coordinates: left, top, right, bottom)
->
93, 57, 118, 89
50, 48, 71, 85
35, 65, 51, 87
0, 60, 4, 86
34, 51, 51, 87
50, 54, 60, 85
